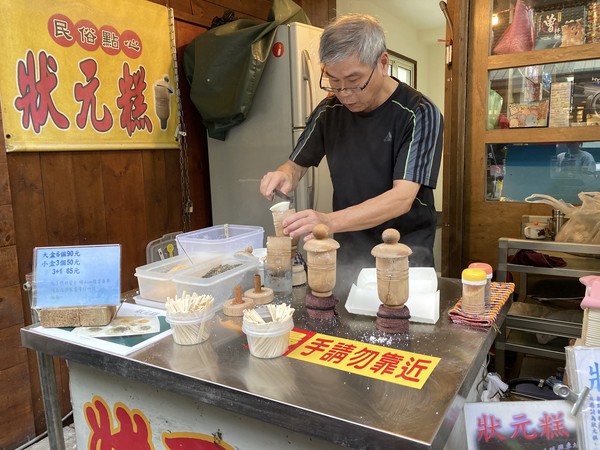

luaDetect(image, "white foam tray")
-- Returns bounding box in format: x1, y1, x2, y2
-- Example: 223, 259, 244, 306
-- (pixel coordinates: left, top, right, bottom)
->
345, 267, 440, 324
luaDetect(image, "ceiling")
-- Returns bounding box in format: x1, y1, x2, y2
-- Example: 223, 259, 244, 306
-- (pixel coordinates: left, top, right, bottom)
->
369, 0, 447, 31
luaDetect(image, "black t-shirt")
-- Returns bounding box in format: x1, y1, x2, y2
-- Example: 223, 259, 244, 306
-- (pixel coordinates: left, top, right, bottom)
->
291, 81, 443, 278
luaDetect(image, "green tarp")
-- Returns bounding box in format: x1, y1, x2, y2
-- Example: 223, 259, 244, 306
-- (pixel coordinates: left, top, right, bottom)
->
183, 0, 310, 140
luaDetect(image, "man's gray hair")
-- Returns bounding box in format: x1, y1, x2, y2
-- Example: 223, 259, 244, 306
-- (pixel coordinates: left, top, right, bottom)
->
319, 14, 387, 67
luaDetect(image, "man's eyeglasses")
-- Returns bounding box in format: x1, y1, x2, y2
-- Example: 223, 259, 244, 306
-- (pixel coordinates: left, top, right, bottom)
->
319, 65, 376, 94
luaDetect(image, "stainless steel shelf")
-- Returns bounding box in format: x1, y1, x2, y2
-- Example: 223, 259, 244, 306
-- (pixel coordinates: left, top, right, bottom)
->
495, 238, 599, 378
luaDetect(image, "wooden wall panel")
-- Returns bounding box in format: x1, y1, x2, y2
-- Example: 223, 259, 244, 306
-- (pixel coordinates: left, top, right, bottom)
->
0, 204, 15, 247
0, 162, 10, 205
101, 151, 148, 289
40, 153, 79, 245
0, 246, 19, 286
175, 20, 213, 231
72, 152, 109, 244
0, 285, 23, 329
189, 0, 272, 25
0, 361, 35, 448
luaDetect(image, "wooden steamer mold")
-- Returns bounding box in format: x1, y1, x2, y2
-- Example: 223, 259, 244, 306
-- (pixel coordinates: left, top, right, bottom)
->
223, 284, 254, 317
371, 229, 412, 333
303, 224, 340, 319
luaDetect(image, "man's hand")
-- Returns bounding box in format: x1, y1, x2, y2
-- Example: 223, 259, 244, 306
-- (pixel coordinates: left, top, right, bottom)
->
260, 170, 292, 201
282, 208, 331, 241
259, 160, 307, 201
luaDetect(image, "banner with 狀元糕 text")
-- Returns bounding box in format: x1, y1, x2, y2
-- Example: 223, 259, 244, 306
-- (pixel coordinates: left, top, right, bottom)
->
0, 0, 179, 151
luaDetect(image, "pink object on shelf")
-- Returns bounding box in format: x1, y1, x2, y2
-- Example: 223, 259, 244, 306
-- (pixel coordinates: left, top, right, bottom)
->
580, 276, 600, 309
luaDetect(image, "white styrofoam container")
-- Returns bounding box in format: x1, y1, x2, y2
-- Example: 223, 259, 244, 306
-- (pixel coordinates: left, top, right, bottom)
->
172, 255, 259, 311
176, 225, 264, 263
134, 255, 193, 302
346, 267, 440, 324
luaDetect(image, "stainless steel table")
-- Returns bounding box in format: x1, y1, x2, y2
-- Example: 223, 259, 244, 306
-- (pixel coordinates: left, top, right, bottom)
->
21, 278, 507, 449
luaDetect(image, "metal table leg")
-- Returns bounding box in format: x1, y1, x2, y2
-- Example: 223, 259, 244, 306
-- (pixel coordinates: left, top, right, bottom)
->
35, 352, 66, 450
24, 276, 66, 450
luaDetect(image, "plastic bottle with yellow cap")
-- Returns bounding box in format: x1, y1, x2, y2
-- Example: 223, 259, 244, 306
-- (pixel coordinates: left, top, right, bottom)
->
461, 268, 487, 315
468, 262, 493, 309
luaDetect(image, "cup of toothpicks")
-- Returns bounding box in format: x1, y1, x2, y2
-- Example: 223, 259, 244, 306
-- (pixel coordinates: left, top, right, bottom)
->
242, 304, 295, 358
165, 292, 215, 345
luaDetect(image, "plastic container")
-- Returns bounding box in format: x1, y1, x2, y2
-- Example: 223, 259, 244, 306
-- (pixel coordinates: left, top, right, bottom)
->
468, 262, 493, 308
176, 225, 264, 263
242, 306, 294, 358
166, 309, 214, 345
135, 255, 193, 302
172, 255, 258, 311
461, 268, 487, 315
265, 236, 292, 295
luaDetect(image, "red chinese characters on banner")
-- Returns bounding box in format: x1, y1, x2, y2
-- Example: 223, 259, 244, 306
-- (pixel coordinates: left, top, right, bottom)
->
117, 62, 153, 136
74, 59, 113, 132
14, 50, 70, 134
75, 19, 100, 52
477, 411, 570, 443
48, 14, 141, 58
48, 14, 76, 48
122, 30, 143, 59
14, 50, 152, 136
84, 396, 236, 449
100, 25, 121, 56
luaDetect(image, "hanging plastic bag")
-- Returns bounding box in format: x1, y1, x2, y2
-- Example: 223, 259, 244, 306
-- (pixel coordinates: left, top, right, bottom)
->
527, 193, 600, 244
554, 192, 600, 244
524, 193, 577, 216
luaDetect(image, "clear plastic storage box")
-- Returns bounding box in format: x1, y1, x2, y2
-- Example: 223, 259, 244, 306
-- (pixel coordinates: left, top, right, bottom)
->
172, 255, 259, 311
134, 255, 193, 302
176, 225, 264, 263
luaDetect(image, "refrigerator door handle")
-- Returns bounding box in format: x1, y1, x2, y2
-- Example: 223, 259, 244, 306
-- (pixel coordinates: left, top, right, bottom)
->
301, 49, 316, 124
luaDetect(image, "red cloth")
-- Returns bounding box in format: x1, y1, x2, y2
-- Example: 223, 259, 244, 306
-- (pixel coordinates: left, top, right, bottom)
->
508, 249, 566, 268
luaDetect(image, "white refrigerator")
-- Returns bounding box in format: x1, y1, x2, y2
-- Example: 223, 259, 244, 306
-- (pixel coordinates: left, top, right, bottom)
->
207, 22, 333, 241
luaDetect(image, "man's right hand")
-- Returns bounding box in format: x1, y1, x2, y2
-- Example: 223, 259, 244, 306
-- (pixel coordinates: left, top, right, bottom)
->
260, 160, 307, 201
259, 170, 292, 201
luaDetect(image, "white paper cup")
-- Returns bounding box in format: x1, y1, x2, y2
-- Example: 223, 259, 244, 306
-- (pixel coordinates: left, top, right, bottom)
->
242, 306, 293, 358
166, 310, 214, 345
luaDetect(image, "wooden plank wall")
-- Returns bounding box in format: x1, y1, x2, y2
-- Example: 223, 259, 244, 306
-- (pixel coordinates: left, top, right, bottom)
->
1, 0, 333, 448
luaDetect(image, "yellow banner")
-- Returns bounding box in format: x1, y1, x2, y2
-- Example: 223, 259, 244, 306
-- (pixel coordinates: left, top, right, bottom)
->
0, 0, 179, 151
286, 328, 440, 389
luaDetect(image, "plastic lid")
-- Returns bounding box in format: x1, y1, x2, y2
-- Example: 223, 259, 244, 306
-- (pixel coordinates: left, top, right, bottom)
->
468, 262, 493, 277
462, 268, 487, 283
371, 228, 412, 259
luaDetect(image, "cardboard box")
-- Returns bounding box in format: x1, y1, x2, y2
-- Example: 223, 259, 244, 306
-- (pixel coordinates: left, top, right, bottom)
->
586, 2, 600, 43
534, 4, 586, 49
508, 100, 549, 128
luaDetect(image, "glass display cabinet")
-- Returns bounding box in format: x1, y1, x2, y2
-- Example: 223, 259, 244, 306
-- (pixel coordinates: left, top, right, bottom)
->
482, 0, 600, 203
